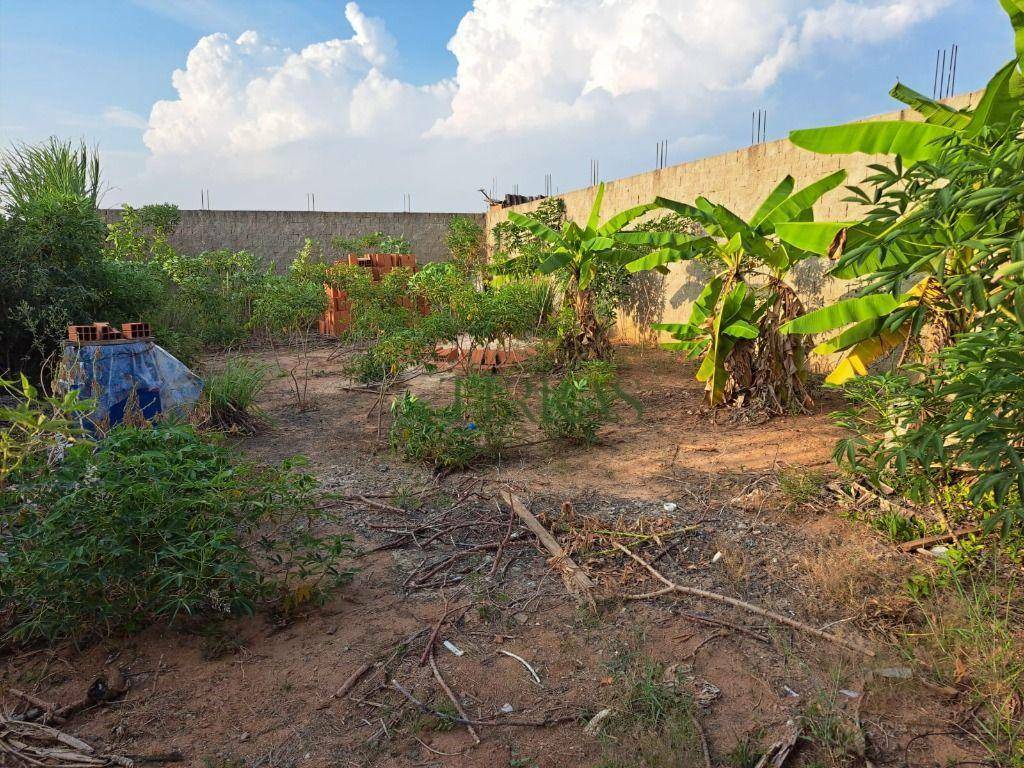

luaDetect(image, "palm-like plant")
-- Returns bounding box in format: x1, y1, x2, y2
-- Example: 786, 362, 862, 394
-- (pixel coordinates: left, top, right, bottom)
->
777, 1, 1024, 384
0, 138, 102, 216
625, 171, 848, 409
507, 183, 705, 360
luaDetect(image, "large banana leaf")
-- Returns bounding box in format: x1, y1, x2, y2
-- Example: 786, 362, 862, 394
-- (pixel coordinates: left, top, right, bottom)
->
749, 176, 795, 228
775, 221, 859, 255
889, 82, 971, 129
688, 277, 724, 325
780, 294, 901, 334
824, 326, 909, 385
508, 212, 567, 248
812, 317, 885, 355
964, 58, 1024, 137
759, 170, 848, 228
625, 242, 707, 272
614, 231, 706, 247
723, 320, 759, 338
537, 251, 572, 274
1000, 0, 1024, 61
581, 236, 615, 252
587, 183, 605, 231
653, 197, 715, 227
598, 202, 659, 235
789, 121, 955, 162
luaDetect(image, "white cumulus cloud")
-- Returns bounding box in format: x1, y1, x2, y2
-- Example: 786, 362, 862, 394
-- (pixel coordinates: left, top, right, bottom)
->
130, 0, 952, 210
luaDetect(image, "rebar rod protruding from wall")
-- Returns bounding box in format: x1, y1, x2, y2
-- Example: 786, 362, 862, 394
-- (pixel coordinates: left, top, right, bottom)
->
948, 44, 958, 97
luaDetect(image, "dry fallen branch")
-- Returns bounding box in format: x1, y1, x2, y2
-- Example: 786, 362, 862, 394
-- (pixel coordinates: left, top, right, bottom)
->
389, 680, 576, 729
503, 491, 596, 608
0, 716, 146, 767
429, 651, 480, 744
896, 525, 985, 553
613, 542, 874, 656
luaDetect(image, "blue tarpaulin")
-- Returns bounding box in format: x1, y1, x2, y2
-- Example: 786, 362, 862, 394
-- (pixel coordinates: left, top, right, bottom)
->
58, 341, 204, 432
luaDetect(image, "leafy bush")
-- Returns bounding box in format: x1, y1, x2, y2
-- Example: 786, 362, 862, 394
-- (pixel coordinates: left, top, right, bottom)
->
389, 392, 481, 469
389, 374, 521, 468
162, 248, 267, 348
834, 322, 1024, 535
1, 410, 352, 646
0, 140, 108, 374
445, 216, 485, 279
205, 357, 270, 431
456, 373, 521, 456
250, 274, 328, 408
538, 363, 618, 444
0, 376, 88, 490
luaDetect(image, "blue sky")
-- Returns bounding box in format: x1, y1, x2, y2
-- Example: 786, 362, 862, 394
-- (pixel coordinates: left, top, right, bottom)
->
0, 1, 1013, 211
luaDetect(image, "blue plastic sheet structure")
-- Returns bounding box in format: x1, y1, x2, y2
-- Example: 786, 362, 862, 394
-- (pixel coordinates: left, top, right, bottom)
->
58, 340, 204, 432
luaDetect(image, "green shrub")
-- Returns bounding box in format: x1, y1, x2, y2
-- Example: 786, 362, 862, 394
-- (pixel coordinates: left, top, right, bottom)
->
1, 413, 352, 646
205, 357, 270, 431
389, 374, 521, 468
456, 373, 520, 456
0, 376, 89, 490
445, 216, 485, 279
250, 274, 328, 408
538, 365, 618, 444
389, 392, 480, 469
0, 142, 108, 374
163, 248, 267, 348
834, 322, 1024, 536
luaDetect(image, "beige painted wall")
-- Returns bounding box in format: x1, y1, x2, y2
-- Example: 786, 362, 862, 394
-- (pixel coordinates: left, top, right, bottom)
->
485, 92, 979, 349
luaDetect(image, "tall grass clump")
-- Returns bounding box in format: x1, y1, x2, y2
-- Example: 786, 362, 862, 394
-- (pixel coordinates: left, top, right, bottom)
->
205, 357, 270, 432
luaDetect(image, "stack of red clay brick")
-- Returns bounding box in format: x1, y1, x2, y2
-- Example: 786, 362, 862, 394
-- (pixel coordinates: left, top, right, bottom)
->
319, 253, 426, 337
68, 322, 153, 344
433, 346, 535, 371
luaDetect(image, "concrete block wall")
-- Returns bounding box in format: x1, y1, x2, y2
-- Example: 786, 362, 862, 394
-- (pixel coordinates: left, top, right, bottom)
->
485, 92, 980, 345
101, 209, 485, 269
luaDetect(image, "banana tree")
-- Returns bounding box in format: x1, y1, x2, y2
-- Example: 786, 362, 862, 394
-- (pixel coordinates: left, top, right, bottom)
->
778, 1, 1024, 384
788, 0, 1023, 162
507, 183, 708, 360
626, 170, 848, 409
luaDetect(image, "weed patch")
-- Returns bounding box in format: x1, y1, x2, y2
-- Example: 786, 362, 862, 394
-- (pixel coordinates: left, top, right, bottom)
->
1, 386, 353, 646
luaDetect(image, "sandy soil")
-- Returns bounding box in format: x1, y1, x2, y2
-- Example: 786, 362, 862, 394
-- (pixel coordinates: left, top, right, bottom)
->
1, 344, 984, 767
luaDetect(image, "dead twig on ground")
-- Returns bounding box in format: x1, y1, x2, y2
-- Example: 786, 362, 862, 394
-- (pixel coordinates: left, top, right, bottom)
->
614, 542, 874, 656
675, 610, 770, 645
389, 680, 576, 729
0, 716, 168, 767
429, 651, 480, 745
896, 526, 985, 553
503, 491, 596, 608
695, 716, 713, 768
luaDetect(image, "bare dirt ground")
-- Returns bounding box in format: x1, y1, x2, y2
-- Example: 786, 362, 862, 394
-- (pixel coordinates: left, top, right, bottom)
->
2, 344, 986, 767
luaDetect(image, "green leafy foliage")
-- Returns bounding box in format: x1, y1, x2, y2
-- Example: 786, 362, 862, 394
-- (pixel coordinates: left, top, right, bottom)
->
537, 362, 619, 444
781, 6, 1024, 385
389, 374, 520, 468
1, 409, 352, 646
833, 323, 1024, 535
250, 273, 328, 408
635, 172, 842, 409
500, 186, 697, 362
445, 215, 486, 279
0, 139, 110, 374
0, 376, 89, 490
